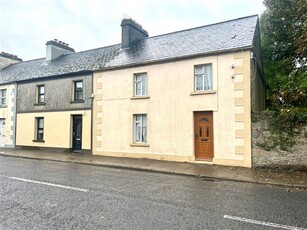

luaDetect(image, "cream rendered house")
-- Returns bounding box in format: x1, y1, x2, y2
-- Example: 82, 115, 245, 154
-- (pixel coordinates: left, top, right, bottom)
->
92, 16, 265, 167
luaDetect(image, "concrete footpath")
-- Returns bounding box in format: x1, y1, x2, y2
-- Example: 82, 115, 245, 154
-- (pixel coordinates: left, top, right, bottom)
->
0, 149, 306, 189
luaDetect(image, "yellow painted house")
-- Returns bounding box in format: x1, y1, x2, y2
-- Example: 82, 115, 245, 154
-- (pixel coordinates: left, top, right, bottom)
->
92, 16, 265, 168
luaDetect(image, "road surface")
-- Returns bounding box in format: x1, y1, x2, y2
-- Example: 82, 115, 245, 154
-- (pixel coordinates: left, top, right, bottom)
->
0, 155, 306, 229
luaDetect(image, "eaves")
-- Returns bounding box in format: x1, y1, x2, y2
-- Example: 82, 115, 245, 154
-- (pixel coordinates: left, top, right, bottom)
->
93, 45, 254, 73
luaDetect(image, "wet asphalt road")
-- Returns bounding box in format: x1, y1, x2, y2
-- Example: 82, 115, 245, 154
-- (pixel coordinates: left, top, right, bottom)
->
0, 156, 306, 230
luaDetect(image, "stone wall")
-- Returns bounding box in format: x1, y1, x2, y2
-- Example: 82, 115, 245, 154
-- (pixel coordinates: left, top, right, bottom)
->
252, 113, 307, 170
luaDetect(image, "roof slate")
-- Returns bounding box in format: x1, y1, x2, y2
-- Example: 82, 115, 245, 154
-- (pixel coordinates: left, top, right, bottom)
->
0, 15, 258, 84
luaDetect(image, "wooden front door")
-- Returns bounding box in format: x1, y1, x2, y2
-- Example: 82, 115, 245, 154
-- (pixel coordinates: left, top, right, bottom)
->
194, 111, 214, 160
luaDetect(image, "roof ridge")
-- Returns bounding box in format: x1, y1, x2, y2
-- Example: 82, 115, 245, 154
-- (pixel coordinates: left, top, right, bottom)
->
67, 43, 121, 56
147, 14, 258, 40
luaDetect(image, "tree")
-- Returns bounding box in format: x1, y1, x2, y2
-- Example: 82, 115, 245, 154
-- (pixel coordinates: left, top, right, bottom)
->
260, 0, 307, 107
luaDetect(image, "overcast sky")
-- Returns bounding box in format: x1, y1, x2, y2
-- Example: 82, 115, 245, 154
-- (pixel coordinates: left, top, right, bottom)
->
0, 0, 265, 61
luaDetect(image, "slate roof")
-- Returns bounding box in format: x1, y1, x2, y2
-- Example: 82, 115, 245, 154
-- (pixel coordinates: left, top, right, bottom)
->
0, 15, 258, 85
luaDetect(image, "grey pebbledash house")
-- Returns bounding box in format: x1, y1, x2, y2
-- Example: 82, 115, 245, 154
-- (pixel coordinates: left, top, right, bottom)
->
0, 15, 265, 167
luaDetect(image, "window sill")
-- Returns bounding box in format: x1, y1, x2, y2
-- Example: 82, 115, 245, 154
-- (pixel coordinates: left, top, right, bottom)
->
34, 103, 46, 106
32, 140, 45, 143
130, 96, 150, 100
0, 105, 7, 108
190, 90, 216, 96
70, 100, 84, 104
130, 143, 150, 147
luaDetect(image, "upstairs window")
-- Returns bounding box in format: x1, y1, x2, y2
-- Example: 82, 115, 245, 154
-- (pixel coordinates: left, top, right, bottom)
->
134, 114, 147, 143
37, 85, 45, 103
0, 89, 6, 106
36, 117, 44, 141
74, 81, 83, 101
134, 73, 147, 96
194, 64, 212, 91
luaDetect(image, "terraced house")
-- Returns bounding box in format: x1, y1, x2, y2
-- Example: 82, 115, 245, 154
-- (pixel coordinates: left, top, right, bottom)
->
0, 15, 265, 167
92, 15, 265, 167
1, 41, 97, 153
0, 52, 22, 148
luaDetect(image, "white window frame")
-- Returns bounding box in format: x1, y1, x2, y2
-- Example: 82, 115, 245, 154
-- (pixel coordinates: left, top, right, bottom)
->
133, 114, 147, 143
0, 89, 6, 106
194, 64, 213, 91
134, 73, 147, 96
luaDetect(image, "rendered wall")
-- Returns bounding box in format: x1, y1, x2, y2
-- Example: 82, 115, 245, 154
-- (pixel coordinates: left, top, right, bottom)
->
0, 84, 16, 148
16, 110, 91, 150
93, 51, 253, 167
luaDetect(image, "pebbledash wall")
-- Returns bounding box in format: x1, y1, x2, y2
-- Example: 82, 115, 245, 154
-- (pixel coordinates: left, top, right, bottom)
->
93, 50, 262, 167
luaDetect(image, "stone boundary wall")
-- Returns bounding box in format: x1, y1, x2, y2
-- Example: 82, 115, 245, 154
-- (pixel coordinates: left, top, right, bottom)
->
252, 113, 307, 170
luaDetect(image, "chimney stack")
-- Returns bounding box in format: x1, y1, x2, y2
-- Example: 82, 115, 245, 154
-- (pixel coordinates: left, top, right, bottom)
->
46, 39, 75, 61
121, 18, 149, 49
0, 52, 22, 70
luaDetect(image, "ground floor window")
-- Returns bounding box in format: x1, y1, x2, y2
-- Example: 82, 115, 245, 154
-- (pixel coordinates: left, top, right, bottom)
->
36, 117, 44, 141
134, 114, 147, 143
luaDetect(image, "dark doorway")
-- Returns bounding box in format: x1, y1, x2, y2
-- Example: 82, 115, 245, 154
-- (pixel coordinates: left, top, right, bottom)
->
72, 115, 82, 151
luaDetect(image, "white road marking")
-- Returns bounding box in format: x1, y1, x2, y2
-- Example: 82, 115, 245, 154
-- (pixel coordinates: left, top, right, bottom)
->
9, 176, 88, 192
224, 215, 307, 230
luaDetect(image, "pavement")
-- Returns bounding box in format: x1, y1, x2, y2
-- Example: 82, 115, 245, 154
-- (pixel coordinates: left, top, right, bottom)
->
0, 148, 306, 189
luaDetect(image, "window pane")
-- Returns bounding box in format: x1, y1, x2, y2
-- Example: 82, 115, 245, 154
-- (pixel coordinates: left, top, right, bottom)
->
135, 123, 141, 142
37, 118, 44, 140
141, 115, 147, 142
204, 65, 212, 90
135, 115, 141, 121
76, 81, 83, 89
40, 86, 44, 94
38, 118, 44, 128
74, 81, 83, 100
142, 115, 147, 125
37, 132, 43, 140
142, 75, 147, 95
195, 66, 204, 74
76, 91, 83, 100
135, 75, 142, 82
142, 126, 147, 142
135, 82, 142, 96
195, 75, 203, 91
39, 95, 45, 103
1, 98, 5, 105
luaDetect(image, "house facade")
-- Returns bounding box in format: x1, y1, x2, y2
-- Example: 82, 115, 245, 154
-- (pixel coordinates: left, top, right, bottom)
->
0, 52, 22, 148
92, 16, 265, 167
16, 73, 92, 152
1, 40, 97, 153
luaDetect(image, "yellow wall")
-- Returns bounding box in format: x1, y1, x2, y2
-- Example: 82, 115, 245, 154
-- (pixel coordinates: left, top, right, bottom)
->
16, 110, 91, 150
0, 84, 16, 148
93, 51, 253, 167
